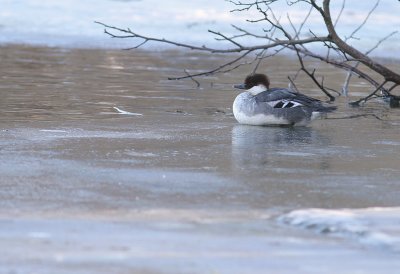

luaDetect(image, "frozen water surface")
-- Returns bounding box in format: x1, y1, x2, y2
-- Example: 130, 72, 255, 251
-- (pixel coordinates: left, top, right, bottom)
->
1, 45, 400, 273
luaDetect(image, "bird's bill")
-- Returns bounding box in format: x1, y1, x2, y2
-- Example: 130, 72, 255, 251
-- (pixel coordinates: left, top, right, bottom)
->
234, 83, 246, 89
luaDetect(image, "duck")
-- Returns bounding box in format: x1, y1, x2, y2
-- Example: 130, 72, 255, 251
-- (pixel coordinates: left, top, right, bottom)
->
232, 73, 336, 126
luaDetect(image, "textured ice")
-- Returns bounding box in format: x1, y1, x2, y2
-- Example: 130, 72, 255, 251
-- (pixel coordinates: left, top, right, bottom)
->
279, 208, 400, 252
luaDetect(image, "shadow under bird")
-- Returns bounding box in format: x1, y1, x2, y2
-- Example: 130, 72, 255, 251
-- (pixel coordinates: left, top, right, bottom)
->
233, 74, 337, 126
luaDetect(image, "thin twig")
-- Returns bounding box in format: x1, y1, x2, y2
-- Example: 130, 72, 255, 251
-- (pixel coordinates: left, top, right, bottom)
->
327, 113, 385, 121
96, 0, 400, 104
346, 0, 380, 41
168, 51, 252, 80
208, 29, 243, 48
288, 76, 300, 93
349, 80, 388, 106
252, 26, 278, 73
334, 0, 346, 27
293, 45, 336, 101
342, 31, 398, 95
184, 70, 201, 88
96, 21, 330, 53
327, 0, 345, 59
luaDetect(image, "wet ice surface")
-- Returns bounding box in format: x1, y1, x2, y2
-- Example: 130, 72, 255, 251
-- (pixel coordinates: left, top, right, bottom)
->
1, 45, 400, 273
280, 207, 400, 253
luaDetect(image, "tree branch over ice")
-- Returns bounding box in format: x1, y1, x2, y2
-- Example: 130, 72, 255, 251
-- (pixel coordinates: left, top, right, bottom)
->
96, 0, 400, 105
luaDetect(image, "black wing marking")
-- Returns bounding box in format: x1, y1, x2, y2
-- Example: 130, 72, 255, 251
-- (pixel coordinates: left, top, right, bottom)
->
271, 100, 302, 109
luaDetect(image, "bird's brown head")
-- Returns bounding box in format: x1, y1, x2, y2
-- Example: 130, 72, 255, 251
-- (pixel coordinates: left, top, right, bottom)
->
244, 73, 270, 89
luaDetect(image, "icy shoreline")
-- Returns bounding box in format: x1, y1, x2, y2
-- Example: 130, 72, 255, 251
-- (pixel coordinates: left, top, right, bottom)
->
1, 0, 399, 57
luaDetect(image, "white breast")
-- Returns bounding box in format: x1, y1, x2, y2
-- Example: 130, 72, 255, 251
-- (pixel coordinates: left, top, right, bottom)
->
235, 112, 291, 125
233, 92, 291, 126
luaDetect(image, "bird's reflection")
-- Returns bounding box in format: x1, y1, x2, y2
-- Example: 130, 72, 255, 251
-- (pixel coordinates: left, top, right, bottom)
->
231, 125, 330, 169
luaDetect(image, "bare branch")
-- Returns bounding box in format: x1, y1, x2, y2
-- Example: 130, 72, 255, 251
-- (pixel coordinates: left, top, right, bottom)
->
334, 0, 346, 27
230, 24, 272, 40
349, 80, 388, 107
168, 50, 252, 80
342, 31, 398, 95
327, 0, 345, 59
208, 29, 243, 48
293, 46, 336, 101
252, 26, 279, 74
293, 46, 383, 89
346, 0, 380, 41
292, 5, 313, 40
184, 69, 201, 88
97, 0, 400, 105
288, 75, 300, 93
366, 31, 398, 55
321, 0, 400, 84
96, 21, 330, 54
123, 40, 148, 50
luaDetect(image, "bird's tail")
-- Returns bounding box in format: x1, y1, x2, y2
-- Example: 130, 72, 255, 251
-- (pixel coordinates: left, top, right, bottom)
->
317, 105, 337, 113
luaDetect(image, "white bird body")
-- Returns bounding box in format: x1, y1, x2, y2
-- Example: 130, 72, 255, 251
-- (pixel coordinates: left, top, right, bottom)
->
233, 74, 336, 126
